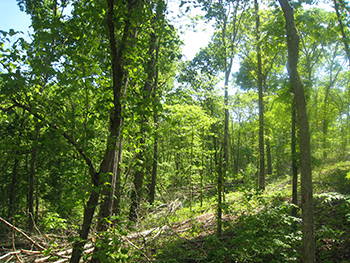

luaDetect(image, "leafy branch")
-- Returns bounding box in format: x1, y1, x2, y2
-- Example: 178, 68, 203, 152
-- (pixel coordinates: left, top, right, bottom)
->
9, 99, 97, 183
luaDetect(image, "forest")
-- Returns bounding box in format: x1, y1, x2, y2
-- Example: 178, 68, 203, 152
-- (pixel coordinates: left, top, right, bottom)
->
1, 0, 350, 262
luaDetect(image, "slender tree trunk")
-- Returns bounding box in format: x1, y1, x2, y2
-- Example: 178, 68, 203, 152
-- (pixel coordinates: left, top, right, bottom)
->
278, 1, 315, 262
129, 16, 157, 221
214, 135, 222, 236
8, 154, 20, 222
266, 136, 272, 175
148, 1, 163, 206
113, 139, 123, 216
200, 127, 205, 207
189, 126, 194, 211
255, 0, 265, 190
220, 17, 233, 236
333, 0, 350, 66
234, 124, 241, 175
129, 151, 145, 221
291, 102, 298, 219
28, 126, 40, 232
322, 58, 342, 159
71, 0, 141, 261
70, 187, 100, 263
149, 133, 158, 205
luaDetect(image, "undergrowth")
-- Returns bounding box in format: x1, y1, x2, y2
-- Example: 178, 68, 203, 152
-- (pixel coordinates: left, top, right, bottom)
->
7, 161, 349, 262
150, 166, 350, 263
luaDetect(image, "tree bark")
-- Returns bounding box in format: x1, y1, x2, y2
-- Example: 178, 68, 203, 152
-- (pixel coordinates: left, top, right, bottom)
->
255, 0, 265, 190
333, 0, 350, 66
278, 0, 315, 262
214, 135, 222, 236
149, 132, 158, 205
28, 126, 40, 232
113, 139, 124, 216
291, 102, 298, 219
148, 1, 163, 206
71, 0, 140, 261
129, 12, 157, 221
8, 153, 20, 222
266, 136, 272, 175
70, 187, 99, 263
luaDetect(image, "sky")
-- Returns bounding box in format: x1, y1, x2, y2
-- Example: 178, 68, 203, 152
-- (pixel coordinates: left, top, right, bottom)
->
0, 0, 32, 35
0, 0, 333, 80
0, 0, 212, 60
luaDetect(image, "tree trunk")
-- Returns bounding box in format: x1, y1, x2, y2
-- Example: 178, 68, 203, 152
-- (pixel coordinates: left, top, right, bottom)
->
221, 14, 233, 237
113, 139, 124, 216
129, 16, 157, 221
234, 124, 241, 175
278, 0, 315, 262
96, 0, 139, 231
148, 1, 163, 206
8, 154, 20, 222
291, 102, 298, 219
71, 0, 141, 261
266, 136, 272, 175
255, 0, 265, 190
214, 135, 222, 236
129, 154, 145, 221
149, 132, 158, 205
28, 126, 40, 232
333, 0, 350, 66
70, 187, 99, 263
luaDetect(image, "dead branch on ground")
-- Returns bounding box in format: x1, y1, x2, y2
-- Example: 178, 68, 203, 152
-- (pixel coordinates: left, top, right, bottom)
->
0, 216, 45, 251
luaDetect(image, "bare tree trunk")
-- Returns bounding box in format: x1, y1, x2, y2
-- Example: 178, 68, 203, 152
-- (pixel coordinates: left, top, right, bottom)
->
113, 139, 123, 216
28, 126, 40, 232
8, 154, 20, 222
129, 13, 158, 220
70, 187, 99, 263
291, 102, 298, 219
148, 1, 163, 206
278, 1, 315, 262
71, 0, 141, 261
214, 135, 222, 236
149, 132, 158, 205
333, 0, 350, 66
255, 0, 265, 190
234, 123, 241, 175
266, 136, 272, 175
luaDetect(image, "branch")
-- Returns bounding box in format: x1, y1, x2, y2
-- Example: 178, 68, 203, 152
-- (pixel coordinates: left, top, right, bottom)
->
0, 251, 21, 261
11, 99, 97, 181
0, 104, 17, 112
0, 216, 45, 251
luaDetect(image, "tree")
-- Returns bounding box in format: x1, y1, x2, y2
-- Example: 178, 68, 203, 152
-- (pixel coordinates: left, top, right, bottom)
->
278, 0, 315, 261
198, 0, 246, 236
333, 0, 350, 65
254, 0, 265, 190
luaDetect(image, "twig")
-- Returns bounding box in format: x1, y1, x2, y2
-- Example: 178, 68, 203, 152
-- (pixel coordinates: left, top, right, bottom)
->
0, 251, 20, 261
21, 249, 41, 254
34, 255, 50, 262
124, 237, 151, 262
0, 216, 45, 250
53, 259, 69, 263
12, 221, 16, 250
11, 220, 23, 263
5, 255, 14, 263
29, 212, 42, 236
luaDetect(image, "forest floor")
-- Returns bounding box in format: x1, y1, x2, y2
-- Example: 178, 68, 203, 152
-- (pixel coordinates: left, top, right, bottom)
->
1, 160, 350, 262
